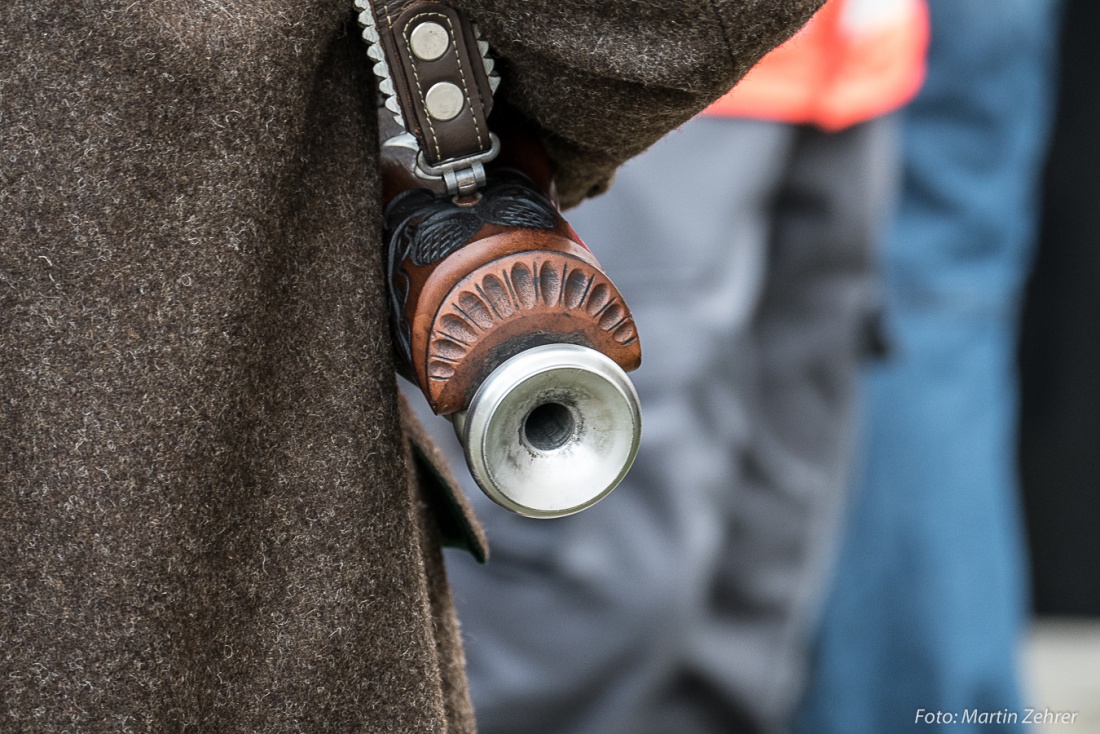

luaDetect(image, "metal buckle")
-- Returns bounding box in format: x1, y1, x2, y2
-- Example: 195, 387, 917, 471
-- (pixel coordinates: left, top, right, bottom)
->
416, 133, 501, 197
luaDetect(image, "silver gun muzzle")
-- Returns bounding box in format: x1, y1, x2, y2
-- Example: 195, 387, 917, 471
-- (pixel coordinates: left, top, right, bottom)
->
451, 344, 642, 518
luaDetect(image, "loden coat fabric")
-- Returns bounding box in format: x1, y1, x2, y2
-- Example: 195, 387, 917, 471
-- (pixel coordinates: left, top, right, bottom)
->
1, 0, 821, 731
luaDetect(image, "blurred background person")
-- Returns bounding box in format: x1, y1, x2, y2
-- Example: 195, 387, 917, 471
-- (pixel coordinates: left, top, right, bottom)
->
410, 1, 927, 732
795, 1, 1064, 731
1019, 3, 1100, 726
1019, 0, 1100, 621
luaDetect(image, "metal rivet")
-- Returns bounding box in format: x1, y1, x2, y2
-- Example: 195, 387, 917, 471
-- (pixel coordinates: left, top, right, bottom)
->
410, 22, 450, 61
425, 82, 465, 121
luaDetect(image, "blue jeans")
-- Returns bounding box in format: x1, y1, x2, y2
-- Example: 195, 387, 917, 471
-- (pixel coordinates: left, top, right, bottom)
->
795, 1, 1062, 732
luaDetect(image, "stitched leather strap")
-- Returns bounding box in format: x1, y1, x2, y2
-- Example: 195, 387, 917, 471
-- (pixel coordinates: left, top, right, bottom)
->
365, 0, 495, 167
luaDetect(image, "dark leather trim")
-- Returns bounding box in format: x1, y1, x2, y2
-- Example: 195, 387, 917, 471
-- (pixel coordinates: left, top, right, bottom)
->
398, 392, 489, 562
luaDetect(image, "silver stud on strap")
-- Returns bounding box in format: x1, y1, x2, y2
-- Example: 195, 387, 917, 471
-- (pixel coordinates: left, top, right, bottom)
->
424, 82, 465, 121
410, 22, 450, 61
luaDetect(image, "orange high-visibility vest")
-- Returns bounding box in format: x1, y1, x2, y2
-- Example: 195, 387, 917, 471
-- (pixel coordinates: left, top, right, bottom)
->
705, 0, 929, 130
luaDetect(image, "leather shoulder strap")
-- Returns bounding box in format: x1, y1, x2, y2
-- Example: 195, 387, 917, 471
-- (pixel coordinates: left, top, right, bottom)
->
359, 0, 495, 167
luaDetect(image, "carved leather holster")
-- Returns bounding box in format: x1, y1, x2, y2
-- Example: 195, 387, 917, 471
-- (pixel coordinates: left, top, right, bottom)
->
360, 0, 641, 415
386, 168, 641, 415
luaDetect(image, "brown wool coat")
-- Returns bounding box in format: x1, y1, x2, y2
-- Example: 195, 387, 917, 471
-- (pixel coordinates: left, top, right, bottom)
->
0, 0, 821, 731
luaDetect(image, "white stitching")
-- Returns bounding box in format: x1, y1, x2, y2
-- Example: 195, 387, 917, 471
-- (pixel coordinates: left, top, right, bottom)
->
382, 0, 394, 30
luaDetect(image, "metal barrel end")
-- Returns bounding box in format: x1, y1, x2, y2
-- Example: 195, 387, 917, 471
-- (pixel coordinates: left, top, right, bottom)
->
452, 344, 642, 518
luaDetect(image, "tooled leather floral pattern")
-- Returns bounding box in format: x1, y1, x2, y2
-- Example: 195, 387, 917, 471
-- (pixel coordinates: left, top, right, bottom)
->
384, 170, 560, 364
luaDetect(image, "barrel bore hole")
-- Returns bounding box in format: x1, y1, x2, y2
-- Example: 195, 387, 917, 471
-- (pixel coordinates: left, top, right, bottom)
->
523, 402, 575, 451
